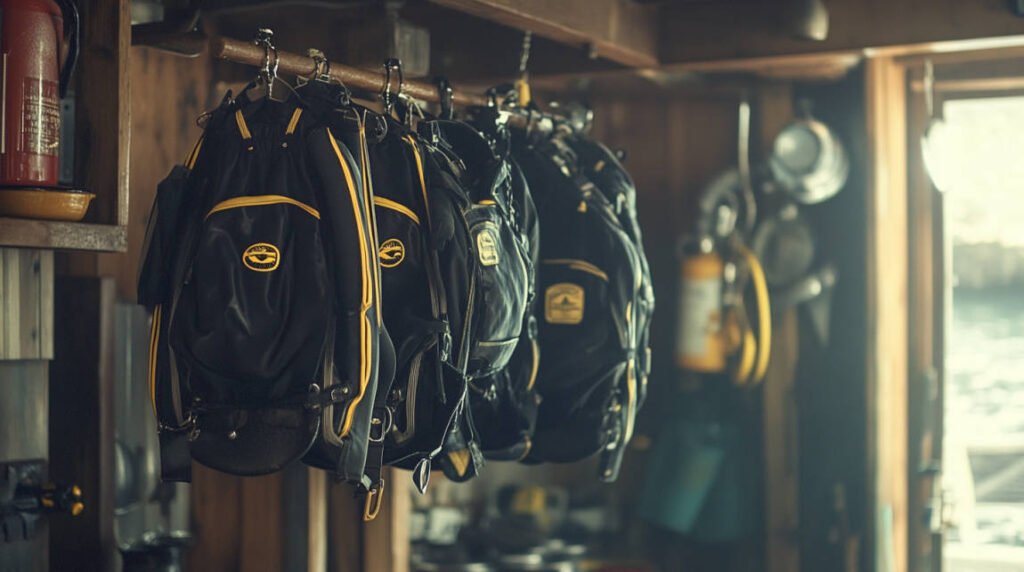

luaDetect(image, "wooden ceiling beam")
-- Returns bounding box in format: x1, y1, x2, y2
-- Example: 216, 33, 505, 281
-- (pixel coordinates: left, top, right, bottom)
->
427, 0, 659, 68
660, 0, 1024, 64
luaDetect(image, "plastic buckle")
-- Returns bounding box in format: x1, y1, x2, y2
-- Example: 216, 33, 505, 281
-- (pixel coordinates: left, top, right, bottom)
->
362, 480, 386, 522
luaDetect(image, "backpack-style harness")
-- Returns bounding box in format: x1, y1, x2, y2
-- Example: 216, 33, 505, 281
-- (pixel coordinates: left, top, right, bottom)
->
514, 128, 654, 481
367, 115, 537, 486
139, 92, 392, 508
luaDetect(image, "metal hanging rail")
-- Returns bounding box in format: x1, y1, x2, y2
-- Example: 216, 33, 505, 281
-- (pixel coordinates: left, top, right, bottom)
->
211, 36, 491, 108
136, 31, 565, 132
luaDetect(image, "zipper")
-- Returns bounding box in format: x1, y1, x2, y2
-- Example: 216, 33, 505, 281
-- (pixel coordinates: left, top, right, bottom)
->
205, 195, 320, 220
374, 197, 420, 225
543, 259, 609, 282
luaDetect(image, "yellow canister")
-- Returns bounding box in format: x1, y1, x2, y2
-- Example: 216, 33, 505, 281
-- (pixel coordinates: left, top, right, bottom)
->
675, 250, 727, 373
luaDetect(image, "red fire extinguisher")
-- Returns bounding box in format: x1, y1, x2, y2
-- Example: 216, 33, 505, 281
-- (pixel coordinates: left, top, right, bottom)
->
0, 0, 79, 188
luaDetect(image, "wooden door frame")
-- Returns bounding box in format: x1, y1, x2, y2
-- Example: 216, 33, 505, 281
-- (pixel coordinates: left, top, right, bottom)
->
865, 55, 911, 572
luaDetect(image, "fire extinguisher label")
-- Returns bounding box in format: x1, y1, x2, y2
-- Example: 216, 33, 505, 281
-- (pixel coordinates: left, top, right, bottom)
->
677, 276, 722, 358
22, 78, 60, 157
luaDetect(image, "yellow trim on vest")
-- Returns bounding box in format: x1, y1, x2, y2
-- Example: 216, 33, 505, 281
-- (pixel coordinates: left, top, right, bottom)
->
374, 197, 420, 225
184, 136, 204, 170
358, 119, 383, 328
542, 258, 609, 282
328, 128, 373, 439
205, 195, 320, 220
447, 449, 471, 477
285, 108, 303, 135
148, 304, 162, 417
403, 136, 432, 228
527, 337, 540, 391
624, 357, 637, 443
234, 110, 252, 140
477, 199, 496, 206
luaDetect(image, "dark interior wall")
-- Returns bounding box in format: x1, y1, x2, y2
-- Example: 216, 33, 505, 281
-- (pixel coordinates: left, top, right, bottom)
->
586, 75, 870, 572
587, 91, 759, 571
791, 67, 870, 572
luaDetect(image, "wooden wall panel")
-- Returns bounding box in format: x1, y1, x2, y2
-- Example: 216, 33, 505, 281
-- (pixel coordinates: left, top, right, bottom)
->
0, 249, 54, 360
92, 47, 215, 301
75, 0, 131, 227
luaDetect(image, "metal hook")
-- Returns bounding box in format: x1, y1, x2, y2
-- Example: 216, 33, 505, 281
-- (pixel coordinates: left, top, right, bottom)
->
518, 31, 532, 76
254, 28, 277, 98
435, 76, 454, 120
381, 58, 403, 115
308, 48, 329, 82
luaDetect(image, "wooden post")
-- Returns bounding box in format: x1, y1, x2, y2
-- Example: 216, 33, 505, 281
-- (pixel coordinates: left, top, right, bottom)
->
764, 309, 801, 572
864, 55, 910, 572
363, 468, 410, 572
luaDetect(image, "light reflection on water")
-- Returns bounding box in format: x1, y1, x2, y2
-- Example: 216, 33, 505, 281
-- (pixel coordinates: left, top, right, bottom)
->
949, 288, 1024, 436
947, 287, 1024, 548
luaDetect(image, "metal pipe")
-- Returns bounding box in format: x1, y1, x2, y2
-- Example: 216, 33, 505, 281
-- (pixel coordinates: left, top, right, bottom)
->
210, 36, 492, 107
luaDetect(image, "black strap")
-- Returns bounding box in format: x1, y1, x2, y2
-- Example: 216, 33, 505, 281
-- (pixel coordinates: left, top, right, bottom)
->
360, 404, 392, 521
158, 430, 192, 483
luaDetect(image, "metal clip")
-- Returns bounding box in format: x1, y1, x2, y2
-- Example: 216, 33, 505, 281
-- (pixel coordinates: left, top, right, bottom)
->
435, 76, 454, 120
254, 28, 279, 98
362, 480, 386, 522
381, 58, 403, 115
308, 48, 330, 82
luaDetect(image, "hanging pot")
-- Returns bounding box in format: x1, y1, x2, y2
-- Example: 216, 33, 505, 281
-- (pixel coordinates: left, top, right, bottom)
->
770, 116, 849, 204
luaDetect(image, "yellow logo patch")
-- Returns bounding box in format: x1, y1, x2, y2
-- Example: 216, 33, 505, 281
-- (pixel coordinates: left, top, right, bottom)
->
545, 283, 585, 325
379, 238, 406, 268
476, 227, 500, 267
242, 243, 280, 272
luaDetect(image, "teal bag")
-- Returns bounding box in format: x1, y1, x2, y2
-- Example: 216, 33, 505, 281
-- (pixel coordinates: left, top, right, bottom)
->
638, 384, 756, 542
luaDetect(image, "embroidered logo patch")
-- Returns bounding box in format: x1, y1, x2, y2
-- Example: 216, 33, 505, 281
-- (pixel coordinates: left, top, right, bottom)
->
242, 243, 280, 272
379, 238, 406, 268
545, 283, 585, 325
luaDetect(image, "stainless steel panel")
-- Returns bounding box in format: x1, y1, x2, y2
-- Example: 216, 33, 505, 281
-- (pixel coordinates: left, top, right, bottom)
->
0, 362, 48, 463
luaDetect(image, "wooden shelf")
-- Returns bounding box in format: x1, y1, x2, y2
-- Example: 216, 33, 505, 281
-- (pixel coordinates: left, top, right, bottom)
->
427, 0, 658, 68
0, 218, 127, 252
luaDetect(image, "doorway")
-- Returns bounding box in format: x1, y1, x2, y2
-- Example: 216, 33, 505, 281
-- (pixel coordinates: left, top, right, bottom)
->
937, 95, 1024, 572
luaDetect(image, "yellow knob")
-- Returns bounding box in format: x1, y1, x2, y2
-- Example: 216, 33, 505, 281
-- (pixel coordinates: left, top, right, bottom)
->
71, 485, 81, 498
71, 502, 85, 517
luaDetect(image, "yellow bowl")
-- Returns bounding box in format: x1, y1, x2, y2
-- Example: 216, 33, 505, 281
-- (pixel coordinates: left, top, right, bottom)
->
0, 189, 96, 222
